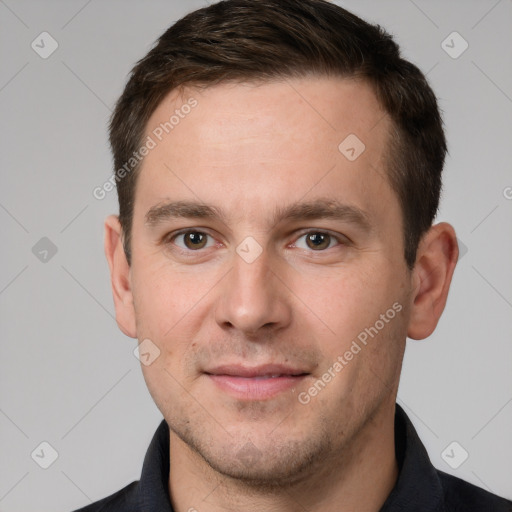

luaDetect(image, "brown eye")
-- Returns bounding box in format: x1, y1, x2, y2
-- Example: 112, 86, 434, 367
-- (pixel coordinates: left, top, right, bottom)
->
184, 232, 207, 249
180, 231, 208, 250
305, 233, 331, 250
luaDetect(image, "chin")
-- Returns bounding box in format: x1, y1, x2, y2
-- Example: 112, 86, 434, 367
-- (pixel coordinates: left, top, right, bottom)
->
191, 433, 330, 489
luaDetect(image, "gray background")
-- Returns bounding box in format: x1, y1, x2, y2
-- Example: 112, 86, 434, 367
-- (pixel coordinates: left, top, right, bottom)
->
0, 1, 511, 511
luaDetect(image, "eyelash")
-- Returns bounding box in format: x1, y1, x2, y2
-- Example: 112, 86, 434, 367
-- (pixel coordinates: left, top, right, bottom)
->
169, 230, 217, 251
164, 229, 348, 253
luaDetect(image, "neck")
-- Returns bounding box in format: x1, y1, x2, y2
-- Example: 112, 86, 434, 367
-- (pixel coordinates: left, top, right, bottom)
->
169, 403, 398, 512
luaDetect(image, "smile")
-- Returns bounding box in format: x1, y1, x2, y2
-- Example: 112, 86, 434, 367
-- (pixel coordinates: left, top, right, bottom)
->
205, 364, 310, 400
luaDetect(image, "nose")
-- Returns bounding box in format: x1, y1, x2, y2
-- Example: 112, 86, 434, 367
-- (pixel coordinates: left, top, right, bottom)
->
214, 248, 293, 336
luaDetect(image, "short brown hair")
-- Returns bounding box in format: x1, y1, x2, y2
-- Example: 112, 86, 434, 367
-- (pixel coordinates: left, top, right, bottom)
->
109, 0, 446, 268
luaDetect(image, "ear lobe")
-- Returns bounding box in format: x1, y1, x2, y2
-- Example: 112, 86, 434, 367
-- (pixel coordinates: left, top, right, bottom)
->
407, 222, 459, 340
104, 215, 137, 338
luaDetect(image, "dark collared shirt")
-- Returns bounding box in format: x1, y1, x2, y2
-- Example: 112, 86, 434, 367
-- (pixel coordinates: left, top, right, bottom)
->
72, 405, 512, 511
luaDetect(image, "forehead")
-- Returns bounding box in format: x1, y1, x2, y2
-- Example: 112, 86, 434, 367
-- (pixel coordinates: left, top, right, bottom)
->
135, 77, 396, 225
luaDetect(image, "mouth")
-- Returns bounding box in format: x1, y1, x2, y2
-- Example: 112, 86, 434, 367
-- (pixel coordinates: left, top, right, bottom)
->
204, 364, 310, 400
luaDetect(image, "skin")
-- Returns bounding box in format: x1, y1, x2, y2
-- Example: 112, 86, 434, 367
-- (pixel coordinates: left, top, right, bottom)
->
105, 77, 458, 512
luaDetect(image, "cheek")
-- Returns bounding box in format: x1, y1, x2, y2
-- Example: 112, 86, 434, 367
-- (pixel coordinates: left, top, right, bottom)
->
297, 265, 392, 333
131, 261, 206, 334
131, 263, 211, 373
293, 261, 408, 380
137, 320, 200, 412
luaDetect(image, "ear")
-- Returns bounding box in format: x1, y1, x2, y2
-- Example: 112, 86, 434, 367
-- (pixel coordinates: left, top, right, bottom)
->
407, 222, 459, 340
104, 215, 137, 338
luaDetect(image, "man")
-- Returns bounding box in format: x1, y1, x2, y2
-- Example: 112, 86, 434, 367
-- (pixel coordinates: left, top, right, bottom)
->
74, 0, 512, 510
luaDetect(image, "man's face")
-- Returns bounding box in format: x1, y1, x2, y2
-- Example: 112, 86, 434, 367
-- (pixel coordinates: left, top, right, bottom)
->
127, 77, 413, 483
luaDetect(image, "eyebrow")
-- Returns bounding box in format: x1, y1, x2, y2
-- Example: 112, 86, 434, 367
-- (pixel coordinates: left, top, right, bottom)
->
272, 199, 372, 231
144, 198, 372, 232
145, 201, 224, 226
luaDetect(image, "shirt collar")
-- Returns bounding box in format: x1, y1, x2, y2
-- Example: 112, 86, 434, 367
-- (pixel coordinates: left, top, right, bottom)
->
136, 404, 445, 512
380, 404, 445, 511
137, 418, 173, 510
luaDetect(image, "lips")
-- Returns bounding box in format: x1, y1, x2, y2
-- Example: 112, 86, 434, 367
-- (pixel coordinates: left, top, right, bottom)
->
204, 364, 309, 400
207, 364, 307, 378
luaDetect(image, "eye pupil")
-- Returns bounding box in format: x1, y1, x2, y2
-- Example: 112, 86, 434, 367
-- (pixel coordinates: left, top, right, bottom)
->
306, 233, 330, 250
184, 232, 207, 249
